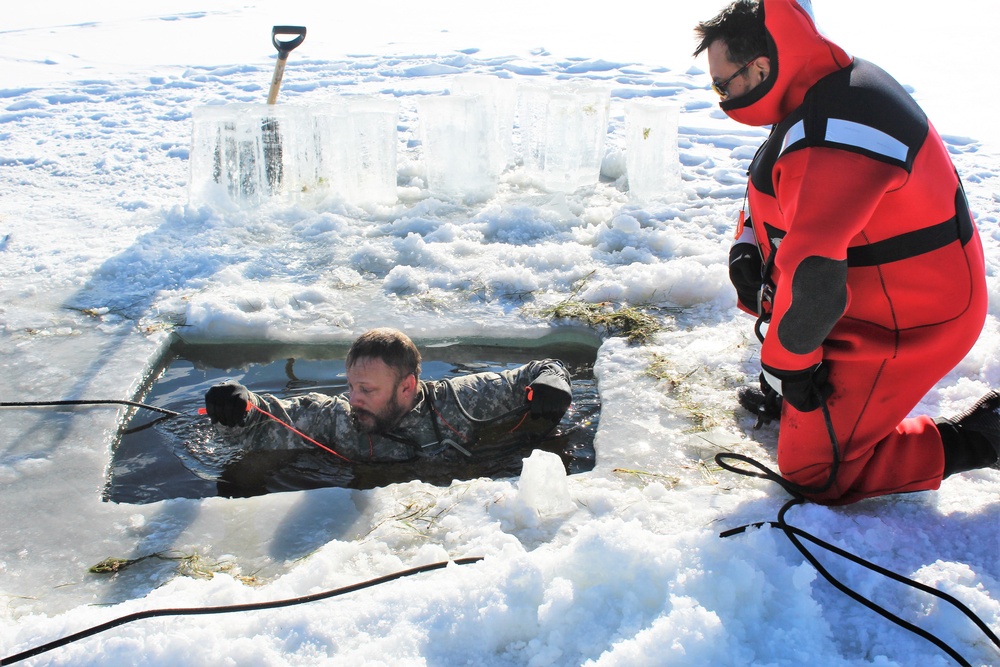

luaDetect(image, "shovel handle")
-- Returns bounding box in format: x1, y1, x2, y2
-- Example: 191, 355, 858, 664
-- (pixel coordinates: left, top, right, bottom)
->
272, 25, 306, 57
267, 26, 306, 105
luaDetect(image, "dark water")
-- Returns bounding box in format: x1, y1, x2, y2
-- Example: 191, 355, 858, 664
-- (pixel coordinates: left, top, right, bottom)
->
106, 333, 601, 504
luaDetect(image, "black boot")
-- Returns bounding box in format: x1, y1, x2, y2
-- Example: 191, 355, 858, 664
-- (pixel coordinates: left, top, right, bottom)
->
937, 391, 1000, 477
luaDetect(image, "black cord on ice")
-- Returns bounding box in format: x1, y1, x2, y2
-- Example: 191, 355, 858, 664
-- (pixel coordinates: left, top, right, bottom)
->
0, 399, 181, 435
716, 395, 1000, 667
0, 399, 180, 417
720, 494, 999, 667
1, 557, 484, 666
717, 390, 840, 499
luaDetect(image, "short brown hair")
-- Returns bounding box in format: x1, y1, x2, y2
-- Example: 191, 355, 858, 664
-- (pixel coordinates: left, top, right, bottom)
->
693, 0, 766, 62
346, 328, 421, 381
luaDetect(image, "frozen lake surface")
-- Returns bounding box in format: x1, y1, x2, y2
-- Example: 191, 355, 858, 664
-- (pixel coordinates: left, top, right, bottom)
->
1, 1, 998, 666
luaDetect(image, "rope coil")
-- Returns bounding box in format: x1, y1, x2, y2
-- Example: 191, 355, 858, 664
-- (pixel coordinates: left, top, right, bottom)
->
717, 399, 1000, 667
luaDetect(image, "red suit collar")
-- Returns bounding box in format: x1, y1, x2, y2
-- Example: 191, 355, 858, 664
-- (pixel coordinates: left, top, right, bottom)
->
721, 0, 854, 126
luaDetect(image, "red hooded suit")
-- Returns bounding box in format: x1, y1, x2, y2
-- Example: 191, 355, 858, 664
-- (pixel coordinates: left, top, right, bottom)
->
725, 0, 987, 503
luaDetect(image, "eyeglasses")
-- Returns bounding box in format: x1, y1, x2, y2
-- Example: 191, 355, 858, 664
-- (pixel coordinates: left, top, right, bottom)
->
712, 54, 765, 99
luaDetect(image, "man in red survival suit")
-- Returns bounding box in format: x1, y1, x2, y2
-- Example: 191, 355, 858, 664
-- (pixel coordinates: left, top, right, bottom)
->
694, 0, 999, 504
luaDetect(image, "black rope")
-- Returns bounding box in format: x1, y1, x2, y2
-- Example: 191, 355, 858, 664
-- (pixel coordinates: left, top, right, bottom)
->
0, 399, 181, 435
717, 398, 1000, 666
0, 399, 179, 417
717, 385, 840, 499
774, 499, 999, 667
1, 556, 483, 666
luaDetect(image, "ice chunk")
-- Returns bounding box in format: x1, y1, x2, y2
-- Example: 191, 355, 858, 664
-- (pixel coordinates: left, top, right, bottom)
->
625, 100, 682, 201
189, 103, 314, 207
516, 82, 551, 174
347, 97, 400, 206
451, 74, 517, 171
417, 93, 502, 201
542, 82, 611, 192
517, 449, 575, 517
313, 96, 399, 206
516, 81, 612, 192
190, 99, 399, 208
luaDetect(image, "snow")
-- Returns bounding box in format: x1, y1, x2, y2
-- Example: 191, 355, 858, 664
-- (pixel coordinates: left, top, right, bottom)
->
1, 1, 999, 666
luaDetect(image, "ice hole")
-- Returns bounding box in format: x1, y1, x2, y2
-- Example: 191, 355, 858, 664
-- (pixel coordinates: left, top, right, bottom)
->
106, 331, 601, 504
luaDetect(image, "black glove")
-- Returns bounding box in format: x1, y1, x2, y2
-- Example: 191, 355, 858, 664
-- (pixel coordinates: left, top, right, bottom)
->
737, 379, 782, 428
761, 363, 833, 413
729, 242, 763, 314
204, 381, 253, 427
527, 373, 572, 421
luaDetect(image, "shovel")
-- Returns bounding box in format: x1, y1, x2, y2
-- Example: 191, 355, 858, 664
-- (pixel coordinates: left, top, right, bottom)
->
267, 26, 307, 104
261, 26, 307, 192
207, 26, 307, 200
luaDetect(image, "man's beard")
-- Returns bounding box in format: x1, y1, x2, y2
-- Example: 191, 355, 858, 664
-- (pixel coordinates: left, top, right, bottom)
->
351, 393, 408, 434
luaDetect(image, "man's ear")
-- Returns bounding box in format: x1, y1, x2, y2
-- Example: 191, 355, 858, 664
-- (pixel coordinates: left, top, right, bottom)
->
754, 56, 771, 82
398, 373, 418, 399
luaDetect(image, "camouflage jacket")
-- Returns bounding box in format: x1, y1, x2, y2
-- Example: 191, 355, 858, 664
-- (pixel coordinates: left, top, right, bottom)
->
220, 359, 571, 462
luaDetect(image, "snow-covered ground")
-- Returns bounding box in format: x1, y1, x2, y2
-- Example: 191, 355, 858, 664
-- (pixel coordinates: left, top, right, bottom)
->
1, 2, 998, 665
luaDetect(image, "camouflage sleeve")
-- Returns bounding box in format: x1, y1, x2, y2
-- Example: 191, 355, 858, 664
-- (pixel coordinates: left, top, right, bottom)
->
216, 391, 368, 459
444, 359, 571, 421
524, 358, 572, 393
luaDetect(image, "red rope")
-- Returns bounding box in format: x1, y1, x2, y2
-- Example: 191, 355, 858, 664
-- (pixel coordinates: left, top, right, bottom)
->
205, 388, 533, 463
431, 392, 530, 441
247, 403, 353, 463
506, 410, 529, 433
432, 407, 467, 441
200, 403, 353, 463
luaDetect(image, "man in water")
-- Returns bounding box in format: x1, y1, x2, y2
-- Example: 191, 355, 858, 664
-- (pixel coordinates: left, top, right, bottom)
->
204, 327, 574, 464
